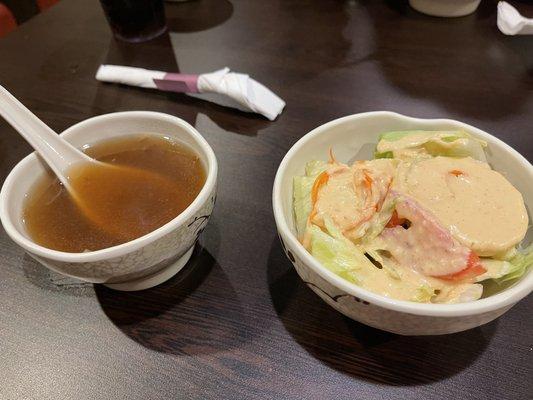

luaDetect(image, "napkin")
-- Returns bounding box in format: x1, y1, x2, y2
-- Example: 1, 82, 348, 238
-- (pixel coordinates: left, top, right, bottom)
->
497, 1, 533, 35
96, 65, 285, 120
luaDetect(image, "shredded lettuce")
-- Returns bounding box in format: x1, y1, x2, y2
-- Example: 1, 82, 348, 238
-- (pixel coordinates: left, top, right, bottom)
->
477, 244, 532, 284
434, 283, 483, 304
360, 197, 397, 244
494, 244, 532, 284
293, 176, 314, 238
323, 216, 345, 240
309, 224, 369, 285
411, 285, 436, 303
293, 160, 328, 238
379, 130, 468, 142
477, 259, 513, 282
425, 137, 486, 161
375, 130, 487, 162
375, 151, 393, 159
364, 248, 400, 280
308, 222, 460, 303
379, 130, 427, 142
305, 160, 328, 177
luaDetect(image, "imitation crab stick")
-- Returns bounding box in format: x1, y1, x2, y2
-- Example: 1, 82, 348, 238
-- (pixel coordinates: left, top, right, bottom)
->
439, 253, 486, 282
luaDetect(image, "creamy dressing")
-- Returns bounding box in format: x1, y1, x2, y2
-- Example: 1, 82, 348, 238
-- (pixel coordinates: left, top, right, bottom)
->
433, 283, 483, 304
386, 147, 432, 161
358, 245, 482, 303
394, 157, 528, 256
312, 164, 360, 231
351, 258, 432, 302
312, 159, 395, 241
377, 195, 471, 276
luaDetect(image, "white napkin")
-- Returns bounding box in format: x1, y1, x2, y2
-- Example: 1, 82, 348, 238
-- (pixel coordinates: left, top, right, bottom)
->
96, 65, 285, 120
197, 68, 285, 121
497, 1, 533, 35
95, 65, 164, 89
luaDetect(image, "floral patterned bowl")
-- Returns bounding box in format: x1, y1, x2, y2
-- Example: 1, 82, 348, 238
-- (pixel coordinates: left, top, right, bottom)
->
272, 112, 532, 335
0, 111, 217, 291
409, 0, 481, 17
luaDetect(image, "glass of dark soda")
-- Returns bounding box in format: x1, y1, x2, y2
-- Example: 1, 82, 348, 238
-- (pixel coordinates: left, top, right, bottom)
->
99, 0, 167, 43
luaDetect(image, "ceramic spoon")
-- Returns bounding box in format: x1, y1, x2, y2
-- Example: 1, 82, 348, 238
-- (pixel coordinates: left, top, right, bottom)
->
0, 85, 179, 240
0, 85, 94, 192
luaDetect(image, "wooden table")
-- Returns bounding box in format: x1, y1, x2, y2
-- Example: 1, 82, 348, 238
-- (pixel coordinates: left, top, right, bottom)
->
1, 0, 531, 398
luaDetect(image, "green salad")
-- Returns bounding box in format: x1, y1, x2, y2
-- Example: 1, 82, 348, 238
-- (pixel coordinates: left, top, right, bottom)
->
293, 130, 531, 303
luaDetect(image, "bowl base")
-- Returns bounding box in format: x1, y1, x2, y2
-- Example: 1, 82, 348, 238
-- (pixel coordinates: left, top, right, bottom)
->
104, 246, 194, 291
409, 0, 481, 17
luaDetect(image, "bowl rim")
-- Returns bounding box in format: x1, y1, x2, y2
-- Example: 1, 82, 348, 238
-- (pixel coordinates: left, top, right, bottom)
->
273, 111, 533, 317
0, 111, 217, 263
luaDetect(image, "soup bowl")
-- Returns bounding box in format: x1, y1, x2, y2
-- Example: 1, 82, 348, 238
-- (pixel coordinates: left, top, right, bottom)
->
273, 111, 532, 335
409, 0, 481, 17
0, 111, 217, 291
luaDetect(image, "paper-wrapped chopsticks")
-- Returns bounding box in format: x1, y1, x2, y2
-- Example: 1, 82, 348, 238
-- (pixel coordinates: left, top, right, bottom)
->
96, 65, 285, 120
497, 1, 533, 35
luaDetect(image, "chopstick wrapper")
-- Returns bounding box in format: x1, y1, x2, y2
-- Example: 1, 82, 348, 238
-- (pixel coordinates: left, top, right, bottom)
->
497, 1, 533, 35
96, 65, 285, 120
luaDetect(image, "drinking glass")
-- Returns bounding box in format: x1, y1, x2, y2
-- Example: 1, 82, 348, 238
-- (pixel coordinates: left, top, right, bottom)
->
99, 0, 167, 43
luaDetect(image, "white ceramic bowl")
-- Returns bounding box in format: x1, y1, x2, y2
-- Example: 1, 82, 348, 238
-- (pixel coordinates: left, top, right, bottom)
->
0, 111, 217, 291
409, 0, 481, 17
273, 111, 532, 335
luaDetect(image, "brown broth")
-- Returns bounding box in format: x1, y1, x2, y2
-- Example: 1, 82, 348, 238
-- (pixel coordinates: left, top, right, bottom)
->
23, 134, 206, 253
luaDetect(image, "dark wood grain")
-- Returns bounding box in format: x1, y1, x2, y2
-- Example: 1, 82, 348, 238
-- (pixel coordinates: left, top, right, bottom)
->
0, 0, 532, 399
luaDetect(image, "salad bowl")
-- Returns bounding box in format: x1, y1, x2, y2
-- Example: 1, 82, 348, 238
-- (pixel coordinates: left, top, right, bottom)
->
272, 111, 532, 335
409, 0, 481, 17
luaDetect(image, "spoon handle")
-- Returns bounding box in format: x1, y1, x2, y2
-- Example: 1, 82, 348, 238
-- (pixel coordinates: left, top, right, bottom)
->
0, 85, 90, 180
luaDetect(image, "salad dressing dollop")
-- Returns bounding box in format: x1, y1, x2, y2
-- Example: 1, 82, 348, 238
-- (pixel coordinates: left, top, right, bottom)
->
395, 156, 528, 256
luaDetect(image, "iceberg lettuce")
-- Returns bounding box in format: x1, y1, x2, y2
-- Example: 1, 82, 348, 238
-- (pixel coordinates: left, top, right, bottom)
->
412, 285, 436, 303
495, 244, 532, 284
309, 224, 368, 284
478, 244, 532, 284
360, 197, 397, 244
309, 223, 441, 303
305, 160, 328, 177
375, 130, 487, 162
293, 160, 328, 239
433, 283, 483, 303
